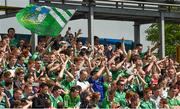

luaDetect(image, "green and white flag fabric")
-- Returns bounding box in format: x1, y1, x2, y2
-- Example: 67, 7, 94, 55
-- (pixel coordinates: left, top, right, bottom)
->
16, 4, 76, 37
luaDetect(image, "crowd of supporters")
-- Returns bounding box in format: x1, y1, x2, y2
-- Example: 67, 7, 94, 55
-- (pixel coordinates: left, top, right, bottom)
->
0, 27, 179, 109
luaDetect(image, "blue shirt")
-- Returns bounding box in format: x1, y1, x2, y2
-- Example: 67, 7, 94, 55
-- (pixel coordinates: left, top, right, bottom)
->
88, 76, 105, 102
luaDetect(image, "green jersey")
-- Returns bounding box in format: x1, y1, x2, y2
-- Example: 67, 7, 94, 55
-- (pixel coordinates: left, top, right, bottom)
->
49, 94, 63, 108
101, 96, 118, 108
10, 37, 19, 47
145, 74, 151, 86
167, 97, 180, 107
61, 80, 76, 91
103, 82, 110, 97
111, 70, 120, 80
114, 90, 127, 107
0, 80, 5, 87
63, 94, 80, 108
31, 52, 40, 60
140, 99, 156, 109
0, 96, 6, 108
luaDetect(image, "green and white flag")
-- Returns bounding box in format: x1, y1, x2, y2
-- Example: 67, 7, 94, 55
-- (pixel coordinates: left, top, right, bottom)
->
16, 5, 76, 37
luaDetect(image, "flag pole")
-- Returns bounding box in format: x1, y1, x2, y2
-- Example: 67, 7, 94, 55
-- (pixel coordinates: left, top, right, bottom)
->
31, 32, 38, 53
88, 2, 94, 53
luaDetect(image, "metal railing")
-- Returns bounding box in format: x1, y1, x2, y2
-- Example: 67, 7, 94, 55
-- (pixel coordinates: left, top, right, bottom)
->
0, 0, 24, 14
36, 0, 180, 12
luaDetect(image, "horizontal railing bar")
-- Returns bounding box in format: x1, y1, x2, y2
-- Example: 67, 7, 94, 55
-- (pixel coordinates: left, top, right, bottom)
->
97, 0, 180, 7
37, 0, 180, 9
37, 0, 180, 7
36, 0, 180, 12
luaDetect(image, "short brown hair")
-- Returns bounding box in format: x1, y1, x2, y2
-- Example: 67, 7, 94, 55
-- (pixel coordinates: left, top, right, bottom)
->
144, 88, 152, 94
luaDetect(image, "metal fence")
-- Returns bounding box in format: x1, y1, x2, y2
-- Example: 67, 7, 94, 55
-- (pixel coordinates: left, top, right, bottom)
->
35, 0, 180, 12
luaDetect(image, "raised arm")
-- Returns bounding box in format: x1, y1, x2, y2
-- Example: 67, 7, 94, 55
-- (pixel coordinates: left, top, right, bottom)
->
154, 61, 161, 73
22, 100, 32, 109
137, 69, 147, 85
145, 61, 154, 73
150, 42, 160, 53
84, 55, 93, 71
92, 66, 105, 80
121, 38, 127, 56
108, 53, 118, 65
115, 58, 126, 69
47, 61, 55, 69
48, 63, 60, 72
105, 65, 112, 77
57, 58, 69, 80
64, 69, 75, 81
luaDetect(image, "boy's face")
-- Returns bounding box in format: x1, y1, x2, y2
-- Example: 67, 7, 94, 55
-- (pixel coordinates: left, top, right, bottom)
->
131, 98, 140, 108
108, 92, 115, 101
8, 29, 15, 38
137, 46, 143, 53
55, 88, 64, 96
35, 61, 41, 68
117, 82, 125, 91
145, 91, 153, 99
71, 90, 79, 97
171, 87, 179, 96
41, 86, 49, 94
80, 71, 88, 81
77, 42, 82, 48
10, 57, 17, 65
14, 90, 23, 100
95, 59, 101, 66
50, 54, 56, 62
168, 68, 175, 77
153, 89, 162, 97
3, 37, 10, 44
